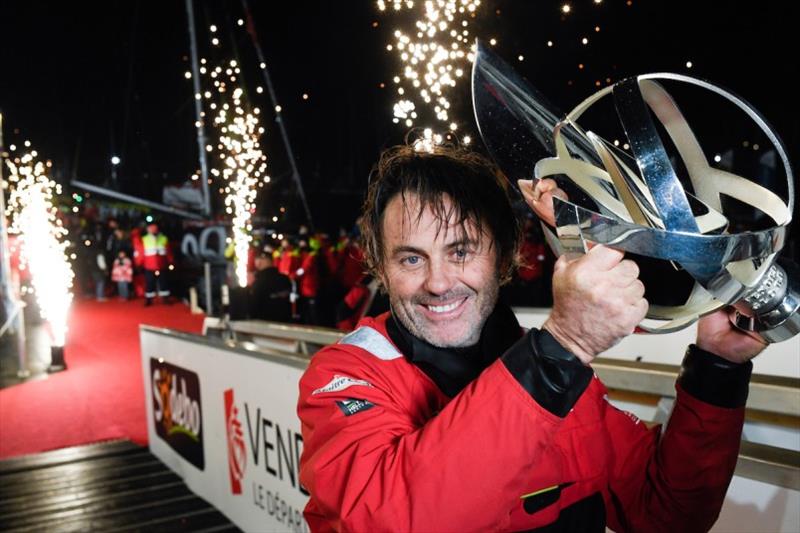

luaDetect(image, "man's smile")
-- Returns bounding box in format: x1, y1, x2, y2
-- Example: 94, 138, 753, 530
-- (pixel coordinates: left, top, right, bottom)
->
417, 296, 469, 320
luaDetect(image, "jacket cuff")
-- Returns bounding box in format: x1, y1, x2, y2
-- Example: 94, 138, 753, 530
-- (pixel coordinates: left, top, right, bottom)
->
501, 329, 593, 417
677, 344, 753, 408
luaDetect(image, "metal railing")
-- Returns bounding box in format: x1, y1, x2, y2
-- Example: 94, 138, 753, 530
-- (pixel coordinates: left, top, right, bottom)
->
591, 358, 800, 418
203, 318, 343, 355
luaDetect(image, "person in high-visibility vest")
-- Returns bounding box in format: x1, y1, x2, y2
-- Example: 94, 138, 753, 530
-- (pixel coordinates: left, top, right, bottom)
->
141, 222, 173, 306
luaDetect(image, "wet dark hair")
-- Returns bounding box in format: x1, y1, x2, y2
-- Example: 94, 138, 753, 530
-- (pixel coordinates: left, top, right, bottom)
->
359, 144, 521, 284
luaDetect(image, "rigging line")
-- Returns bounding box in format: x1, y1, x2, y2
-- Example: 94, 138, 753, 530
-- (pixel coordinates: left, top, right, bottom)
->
240, 0, 315, 231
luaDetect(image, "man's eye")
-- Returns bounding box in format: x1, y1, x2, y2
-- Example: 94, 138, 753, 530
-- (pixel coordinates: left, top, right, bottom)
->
453, 248, 469, 261
401, 255, 421, 266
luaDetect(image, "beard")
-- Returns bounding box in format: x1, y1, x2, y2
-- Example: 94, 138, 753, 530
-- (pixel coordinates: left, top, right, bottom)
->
388, 279, 499, 348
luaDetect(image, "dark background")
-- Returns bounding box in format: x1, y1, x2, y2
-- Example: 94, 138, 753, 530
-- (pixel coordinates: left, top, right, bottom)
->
1, 0, 797, 234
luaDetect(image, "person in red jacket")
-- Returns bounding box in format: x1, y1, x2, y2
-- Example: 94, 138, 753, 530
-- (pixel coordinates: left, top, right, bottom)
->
334, 235, 365, 291
278, 238, 303, 280
297, 145, 765, 532
141, 222, 174, 306
296, 236, 329, 325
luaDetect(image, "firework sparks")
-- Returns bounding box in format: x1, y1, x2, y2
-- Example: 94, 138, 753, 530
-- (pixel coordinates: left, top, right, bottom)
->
199, 42, 268, 287
378, 0, 480, 145
5, 148, 74, 346
413, 128, 444, 153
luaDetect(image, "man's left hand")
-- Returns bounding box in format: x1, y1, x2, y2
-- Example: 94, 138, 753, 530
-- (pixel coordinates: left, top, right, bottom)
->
696, 308, 768, 364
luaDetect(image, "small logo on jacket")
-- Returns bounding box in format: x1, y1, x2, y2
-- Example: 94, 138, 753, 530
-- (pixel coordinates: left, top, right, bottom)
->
224, 388, 247, 495
312, 375, 373, 395
336, 398, 375, 416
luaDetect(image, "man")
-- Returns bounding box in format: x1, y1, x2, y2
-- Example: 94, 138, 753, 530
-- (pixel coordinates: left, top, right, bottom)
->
297, 145, 764, 532
249, 249, 292, 323
141, 221, 173, 306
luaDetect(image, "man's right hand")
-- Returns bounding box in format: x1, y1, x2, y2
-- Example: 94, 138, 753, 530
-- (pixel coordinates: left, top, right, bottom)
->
543, 245, 648, 365
518, 178, 565, 228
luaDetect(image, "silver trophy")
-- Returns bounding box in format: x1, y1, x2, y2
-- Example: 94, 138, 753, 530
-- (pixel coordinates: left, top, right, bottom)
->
472, 42, 799, 342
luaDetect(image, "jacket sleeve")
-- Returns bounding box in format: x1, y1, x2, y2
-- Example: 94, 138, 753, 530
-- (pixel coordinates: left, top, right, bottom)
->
604, 345, 751, 533
298, 338, 574, 532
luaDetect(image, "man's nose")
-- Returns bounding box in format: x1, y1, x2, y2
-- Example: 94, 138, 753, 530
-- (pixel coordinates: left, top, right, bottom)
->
423, 260, 456, 295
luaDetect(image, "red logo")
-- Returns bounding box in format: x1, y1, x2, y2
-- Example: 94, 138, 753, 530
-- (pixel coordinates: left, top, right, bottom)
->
224, 388, 247, 494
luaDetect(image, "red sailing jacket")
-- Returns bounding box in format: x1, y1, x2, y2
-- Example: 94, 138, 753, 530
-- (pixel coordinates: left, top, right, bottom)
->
298, 312, 746, 532
298, 251, 323, 298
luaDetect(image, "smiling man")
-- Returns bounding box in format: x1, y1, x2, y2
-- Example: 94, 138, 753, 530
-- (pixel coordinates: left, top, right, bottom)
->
297, 144, 765, 532
378, 174, 503, 349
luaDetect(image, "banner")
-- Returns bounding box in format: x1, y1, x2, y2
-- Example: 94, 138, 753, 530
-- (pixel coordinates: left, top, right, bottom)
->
141, 327, 310, 532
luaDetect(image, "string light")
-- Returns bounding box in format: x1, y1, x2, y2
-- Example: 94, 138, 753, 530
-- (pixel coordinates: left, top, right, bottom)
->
197, 32, 268, 288
4, 147, 74, 346
378, 0, 481, 146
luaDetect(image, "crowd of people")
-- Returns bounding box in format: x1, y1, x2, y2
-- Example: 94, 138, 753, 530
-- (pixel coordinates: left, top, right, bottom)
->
232, 216, 555, 329
74, 217, 174, 306
241, 232, 376, 328
61, 204, 554, 332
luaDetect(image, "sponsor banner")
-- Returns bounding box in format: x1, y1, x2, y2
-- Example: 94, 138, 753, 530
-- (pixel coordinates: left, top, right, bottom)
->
141, 329, 310, 533
150, 359, 204, 469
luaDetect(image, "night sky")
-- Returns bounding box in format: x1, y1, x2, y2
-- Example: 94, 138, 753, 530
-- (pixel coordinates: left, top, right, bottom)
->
1, 1, 797, 233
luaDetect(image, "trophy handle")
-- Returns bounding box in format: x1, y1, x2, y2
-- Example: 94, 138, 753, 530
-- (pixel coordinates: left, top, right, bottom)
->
732, 259, 800, 343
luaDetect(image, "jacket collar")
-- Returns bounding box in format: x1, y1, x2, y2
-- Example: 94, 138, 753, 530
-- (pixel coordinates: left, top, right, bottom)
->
386, 303, 522, 397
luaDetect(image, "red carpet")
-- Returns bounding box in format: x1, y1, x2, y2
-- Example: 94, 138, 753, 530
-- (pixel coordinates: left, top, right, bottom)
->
0, 299, 205, 459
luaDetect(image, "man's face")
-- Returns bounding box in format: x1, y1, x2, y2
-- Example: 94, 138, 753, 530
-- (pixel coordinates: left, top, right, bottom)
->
380, 192, 499, 348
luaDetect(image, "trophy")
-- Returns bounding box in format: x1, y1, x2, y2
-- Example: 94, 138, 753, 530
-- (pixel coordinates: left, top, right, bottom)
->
472, 42, 799, 342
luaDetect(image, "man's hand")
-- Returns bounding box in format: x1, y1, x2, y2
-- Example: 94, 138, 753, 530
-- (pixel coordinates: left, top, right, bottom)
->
543, 245, 648, 365
522, 178, 646, 363
518, 178, 565, 227
696, 308, 768, 364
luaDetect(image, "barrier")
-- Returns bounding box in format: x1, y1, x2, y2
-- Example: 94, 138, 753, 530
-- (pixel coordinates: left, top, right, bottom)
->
141, 326, 310, 533
143, 318, 800, 532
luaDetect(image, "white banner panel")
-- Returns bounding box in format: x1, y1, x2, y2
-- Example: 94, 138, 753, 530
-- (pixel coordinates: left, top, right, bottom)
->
141, 326, 311, 533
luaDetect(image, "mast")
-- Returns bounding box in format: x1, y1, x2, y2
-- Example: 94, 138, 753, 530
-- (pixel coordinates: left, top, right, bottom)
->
185, 0, 212, 217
